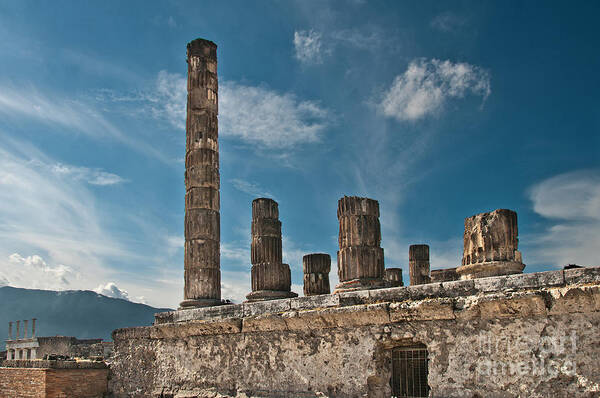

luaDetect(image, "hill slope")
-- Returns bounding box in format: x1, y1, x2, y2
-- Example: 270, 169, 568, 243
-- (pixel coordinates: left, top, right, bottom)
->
0, 286, 172, 349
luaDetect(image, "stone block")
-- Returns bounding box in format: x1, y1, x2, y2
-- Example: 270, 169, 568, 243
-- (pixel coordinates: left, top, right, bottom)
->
564, 266, 600, 285
243, 298, 291, 317
389, 299, 455, 322
439, 279, 476, 297
170, 304, 243, 323
290, 294, 339, 311
337, 289, 370, 306
407, 282, 444, 300
368, 286, 410, 303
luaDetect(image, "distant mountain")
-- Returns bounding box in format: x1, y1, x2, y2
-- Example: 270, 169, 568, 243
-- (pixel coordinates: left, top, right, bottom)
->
0, 286, 172, 350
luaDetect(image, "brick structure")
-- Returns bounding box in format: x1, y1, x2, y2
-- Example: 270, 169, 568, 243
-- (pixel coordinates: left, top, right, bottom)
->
303, 253, 331, 296
0, 360, 108, 398
181, 38, 222, 308
335, 196, 385, 291
246, 198, 297, 301
457, 209, 525, 279
409, 244, 431, 285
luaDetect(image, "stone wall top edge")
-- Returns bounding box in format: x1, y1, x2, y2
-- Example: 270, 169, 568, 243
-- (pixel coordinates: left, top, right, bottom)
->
0, 359, 107, 369
152, 267, 599, 325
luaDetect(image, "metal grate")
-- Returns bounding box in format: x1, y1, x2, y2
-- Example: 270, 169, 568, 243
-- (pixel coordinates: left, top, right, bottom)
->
391, 346, 430, 398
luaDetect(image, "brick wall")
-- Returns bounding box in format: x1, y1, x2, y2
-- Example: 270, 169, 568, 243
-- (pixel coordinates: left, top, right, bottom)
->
0, 367, 108, 398
0, 368, 46, 398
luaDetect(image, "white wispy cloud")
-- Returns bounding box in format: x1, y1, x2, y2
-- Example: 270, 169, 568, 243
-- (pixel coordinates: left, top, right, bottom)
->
528, 170, 600, 268
51, 163, 127, 186
430, 12, 467, 33
380, 58, 491, 121
231, 179, 276, 199
0, 84, 168, 162
126, 72, 330, 149
220, 81, 329, 148
293, 30, 326, 65
0, 135, 128, 290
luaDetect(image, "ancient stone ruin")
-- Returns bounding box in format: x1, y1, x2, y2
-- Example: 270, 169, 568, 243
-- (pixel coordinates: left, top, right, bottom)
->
336, 196, 385, 291
246, 198, 297, 301
6, 38, 595, 398
456, 208, 525, 279
384, 268, 403, 287
409, 244, 431, 285
181, 38, 222, 308
303, 253, 331, 296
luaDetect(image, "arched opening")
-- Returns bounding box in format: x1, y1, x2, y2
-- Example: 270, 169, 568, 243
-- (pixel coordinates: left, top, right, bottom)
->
391, 343, 430, 398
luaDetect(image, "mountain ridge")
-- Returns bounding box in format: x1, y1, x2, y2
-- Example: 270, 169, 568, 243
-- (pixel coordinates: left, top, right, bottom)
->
0, 286, 172, 350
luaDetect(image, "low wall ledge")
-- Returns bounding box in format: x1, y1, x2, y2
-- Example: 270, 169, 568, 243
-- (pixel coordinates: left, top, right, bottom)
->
152, 267, 600, 326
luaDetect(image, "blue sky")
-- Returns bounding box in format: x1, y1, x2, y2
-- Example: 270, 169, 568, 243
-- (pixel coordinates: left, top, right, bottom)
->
0, 1, 598, 307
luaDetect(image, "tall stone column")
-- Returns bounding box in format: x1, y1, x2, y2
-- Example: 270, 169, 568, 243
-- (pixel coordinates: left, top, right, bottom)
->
409, 244, 431, 285
8, 321, 12, 340
180, 38, 222, 308
246, 198, 297, 301
23, 320, 28, 339
457, 208, 525, 279
303, 253, 331, 296
31, 318, 36, 338
16, 320, 20, 340
336, 196, 385, 292
384, 268, 404, 287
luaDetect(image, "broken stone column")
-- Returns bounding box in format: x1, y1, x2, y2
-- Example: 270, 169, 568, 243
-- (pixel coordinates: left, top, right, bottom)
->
336, 196, 385, 291
409, 244, 431, 285
246, 198, 298, 302
181, 38, 222, 308
430, 267, 459, 282
384, 268, 404, 287
457, 209, 525, 279
303, 253, 331, 296
8, 321, 12, 340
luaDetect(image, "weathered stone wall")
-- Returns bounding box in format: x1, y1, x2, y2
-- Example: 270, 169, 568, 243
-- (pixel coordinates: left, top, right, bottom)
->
110, 267, 600, 398
0, 360, 108, 398
35, 337, 106, 359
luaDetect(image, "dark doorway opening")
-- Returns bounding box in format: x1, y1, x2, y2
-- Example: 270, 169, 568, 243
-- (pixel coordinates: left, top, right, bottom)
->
391, 344, 430, 398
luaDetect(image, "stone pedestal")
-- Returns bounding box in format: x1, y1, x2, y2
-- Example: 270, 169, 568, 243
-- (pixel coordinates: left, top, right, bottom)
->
384, 268, 404, 287
181, 38, 223, 308
246, 198, 297, 302
456, 209, 525, 280
303, 253, 331, 296
409, 244, 431, 285
430, 268, 459, 283
335, 196, 385, 292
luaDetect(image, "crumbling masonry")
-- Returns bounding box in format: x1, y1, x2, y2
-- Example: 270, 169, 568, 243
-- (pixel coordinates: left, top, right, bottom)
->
106, 39, 600, 398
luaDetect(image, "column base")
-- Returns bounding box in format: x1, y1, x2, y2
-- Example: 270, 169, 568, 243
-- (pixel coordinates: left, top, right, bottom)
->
456, 261, 525, 280
333, 278, 386, 293
245, 290, 298, 302
179, 298, 225, 309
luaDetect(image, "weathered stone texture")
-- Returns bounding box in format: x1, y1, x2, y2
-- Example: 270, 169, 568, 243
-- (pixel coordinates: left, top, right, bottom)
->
409, 244, 431, 285
384, 268, 403, 287
336, 197, 385, 291
430, 267, 459, 283
182, 38, 221, 308
303, 254, 331, 296
110, 267, 600, 398
247, 199, 296, 301
457, 209, 525, 280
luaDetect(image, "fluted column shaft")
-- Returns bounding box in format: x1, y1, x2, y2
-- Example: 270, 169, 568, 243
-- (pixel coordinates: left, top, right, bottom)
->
335, 196, 385, 291
247, 198, 297, 301
303, 253, 331, 296
181, 38, 221, 308
409, 244, 431, 285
